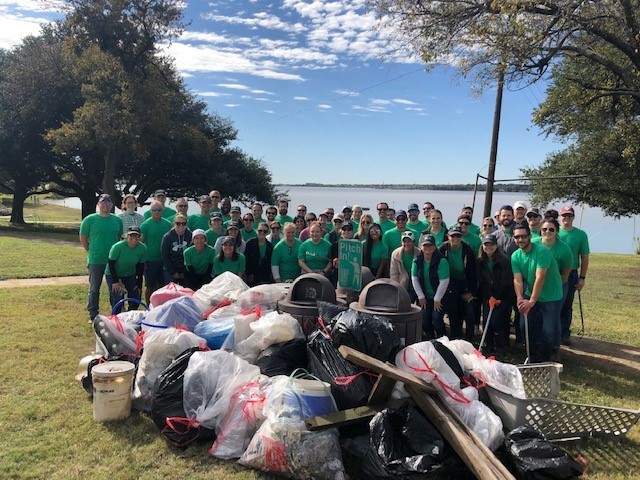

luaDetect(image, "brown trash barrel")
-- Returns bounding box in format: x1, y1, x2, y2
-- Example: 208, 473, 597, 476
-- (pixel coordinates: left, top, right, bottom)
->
349, 279, 422, 346
277, 273, 337, 336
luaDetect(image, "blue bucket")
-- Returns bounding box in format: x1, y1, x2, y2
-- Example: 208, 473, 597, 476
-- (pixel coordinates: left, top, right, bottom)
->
194, 318, 234, 349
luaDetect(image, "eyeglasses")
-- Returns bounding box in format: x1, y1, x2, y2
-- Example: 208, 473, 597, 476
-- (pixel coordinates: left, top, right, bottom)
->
174, 222, 186, 226
151, 207, 162, 212
541, 227, 556, 232
482, 224, 493, 228
370, 229, 381, 234
243, 218, 253, 222
258, 229, 269, 233
271, 226, 281, 230
458, 221, 470, 225
514, 234, 529, 240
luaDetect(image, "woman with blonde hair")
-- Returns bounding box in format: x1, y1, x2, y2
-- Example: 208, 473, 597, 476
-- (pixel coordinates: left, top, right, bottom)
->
355, 213, 374, 240
479, 216, 496, 236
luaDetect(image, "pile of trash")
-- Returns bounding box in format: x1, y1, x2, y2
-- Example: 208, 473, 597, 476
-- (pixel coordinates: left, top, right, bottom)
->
79, 273, 585, 479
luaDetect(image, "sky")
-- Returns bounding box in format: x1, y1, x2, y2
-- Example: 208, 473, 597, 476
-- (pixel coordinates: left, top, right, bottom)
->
0, 0, 563, 185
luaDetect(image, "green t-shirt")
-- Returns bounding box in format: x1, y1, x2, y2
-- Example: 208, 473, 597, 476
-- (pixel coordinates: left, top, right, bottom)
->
379, 219, 396, 234
325, 223, 334, 232
402, 251, 414, 275
511, 243, 563, 302
213, 253, 246, 275
364, 240, 389, 269
298, 238, 332, 271
272, 239, 302, 281
80, 213, 124, 265
531, 230, 541, 241
106, 240, 148, 277
447, 247, 465, 281
411, 257, 450, 299
205, 229, 223, 247
275, 214, 294, 225
532, 238, 574, 282
462, 232, 481, 255
144, 207, 176, 220
140, 217, 172, 261
183, 245, 216, 275
469, 222, 481, 236
259, 242, 267, 262
429, 228, 447, 247
253, 217, 267, 230
241, 228, 258, 242
406, 220, 427, 238
382, 227, 407, 253
187, 213, 211, 232
558, 227, 590, 270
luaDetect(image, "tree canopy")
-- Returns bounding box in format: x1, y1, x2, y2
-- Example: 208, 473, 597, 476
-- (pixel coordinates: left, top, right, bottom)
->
0, 0, 277, 220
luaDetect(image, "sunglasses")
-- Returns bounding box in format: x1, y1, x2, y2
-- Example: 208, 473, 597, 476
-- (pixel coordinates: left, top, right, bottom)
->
482, 224, 493, 227
361, 221, 371, 225
377, 208, 387, 212
100, 200, 113, 205
458, 221, 470, 225
258, 229, 269, 233
541, 227, 556, 232
211, 195, 220, 199
128, 233, 140, 237
272, 226, 281, 230
450, 234, 462, 238
174, 222, 186, 226
177, 204, 188, 208
370, 229, 381, 234
151, 207, 162, 212
243, 218, 253, 222
297, 209, 306, 212
396, 217, 407, 221
514, 234, 529, 240
561, 213, 574, 217
342, 226, 353, 231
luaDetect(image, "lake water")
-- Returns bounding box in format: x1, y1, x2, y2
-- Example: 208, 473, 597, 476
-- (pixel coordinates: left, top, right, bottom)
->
50, 186, 638, 254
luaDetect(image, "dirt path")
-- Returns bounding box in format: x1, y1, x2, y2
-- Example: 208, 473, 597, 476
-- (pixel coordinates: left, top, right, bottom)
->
0, 275, 88, 288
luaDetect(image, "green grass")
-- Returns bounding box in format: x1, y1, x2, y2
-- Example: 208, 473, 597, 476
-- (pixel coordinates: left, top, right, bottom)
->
0, 237, 87, 280
0, 194, 81, 224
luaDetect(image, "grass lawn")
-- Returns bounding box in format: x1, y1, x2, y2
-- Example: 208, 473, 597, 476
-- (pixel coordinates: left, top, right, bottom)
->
0, 237, 87, 280
0, 194, 81, 224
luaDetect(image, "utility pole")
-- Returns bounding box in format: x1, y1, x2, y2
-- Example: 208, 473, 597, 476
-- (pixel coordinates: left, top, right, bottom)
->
483, 69, 505, 219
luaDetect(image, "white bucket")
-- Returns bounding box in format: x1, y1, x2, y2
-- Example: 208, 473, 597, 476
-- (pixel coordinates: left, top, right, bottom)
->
92, 361, 135, 422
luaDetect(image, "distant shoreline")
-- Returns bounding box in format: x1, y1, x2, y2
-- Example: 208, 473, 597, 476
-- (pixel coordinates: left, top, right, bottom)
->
275, 183, 530, 192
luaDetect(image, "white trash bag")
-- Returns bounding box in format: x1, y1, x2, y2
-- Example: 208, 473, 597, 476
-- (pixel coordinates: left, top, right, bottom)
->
193, 272, 249, 310
235, 311, 304, 363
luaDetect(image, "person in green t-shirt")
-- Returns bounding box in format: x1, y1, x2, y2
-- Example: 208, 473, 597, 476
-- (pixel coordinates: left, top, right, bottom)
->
80, 194, 124, 321
382, 209, 409, 253
241, 213, 258, 242
106, 227, 147, 313
457, 214, 482, 255
275, 199, 294, 224
183, 229, 215, 290
390, 230, 420, 299
251, 202, 267, 230
526, 207, 543, 239
213, 236, 246, 277
167, 197, 190, 224
187, 195, 213, 231
143, 189, 176, 220
298, 223, 332, 274
363, 223, 389, 278
406, 203, 427, 238
424, 209, 447, 247
272, 222, 302, 282
140, 201, 173, 303
205, 212, 224, 247
511, 223, 563, 363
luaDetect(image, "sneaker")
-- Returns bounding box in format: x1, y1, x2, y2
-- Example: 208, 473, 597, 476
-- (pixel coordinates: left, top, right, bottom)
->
561, 337, 572, 346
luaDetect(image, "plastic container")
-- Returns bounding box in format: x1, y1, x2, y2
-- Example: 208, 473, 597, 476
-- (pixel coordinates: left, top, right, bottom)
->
92, 361, 135, 422
194, 318, 234, 349
283, 378, 337, 417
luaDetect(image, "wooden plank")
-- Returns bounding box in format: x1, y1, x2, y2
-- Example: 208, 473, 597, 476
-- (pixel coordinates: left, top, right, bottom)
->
367, 369, 397, 405
338, 345, 437, 395
305, 398, 413, 431
407, 385, 515, 480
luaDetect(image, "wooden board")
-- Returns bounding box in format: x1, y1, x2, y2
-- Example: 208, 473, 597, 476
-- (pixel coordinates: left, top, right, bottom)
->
305, 398, 413, 431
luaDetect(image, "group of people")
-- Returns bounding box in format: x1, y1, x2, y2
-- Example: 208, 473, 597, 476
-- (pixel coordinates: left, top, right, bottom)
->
79, 190, 589, 363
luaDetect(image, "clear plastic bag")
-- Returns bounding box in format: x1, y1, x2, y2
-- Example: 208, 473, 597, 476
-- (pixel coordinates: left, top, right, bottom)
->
193, 272, 249, 309
143, 296, 203, 331
235, 311, 304, 363
133, 328, 206, 412
236, 284, 286, 309
150, 282, 194, 307
234, 308, 262, 345
93, 314, 138, 357
238, 380, 346, 480
182, 350, 261, 431
450, 399, 505, 452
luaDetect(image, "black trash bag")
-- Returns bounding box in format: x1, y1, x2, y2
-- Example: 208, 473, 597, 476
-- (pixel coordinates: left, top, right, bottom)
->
505, 426, 585, 479
317, 300, 349, 330
307, 331, 374, 410
255, 338, 308, 377
151, 347, 216, 449
81, 353, 139, 397
331, 309, 402, 362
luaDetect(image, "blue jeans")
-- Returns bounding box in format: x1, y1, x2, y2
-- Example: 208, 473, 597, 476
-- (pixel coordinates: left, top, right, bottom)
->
560, 270, 579, 340
87, 264, 107, 320
521, 298, 562, 362
444, 279, 476, 340
105, 275, 141, 314
421, 298, 446, 340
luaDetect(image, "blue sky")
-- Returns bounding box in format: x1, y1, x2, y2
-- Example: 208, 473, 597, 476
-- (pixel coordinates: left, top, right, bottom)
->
1, 0, 563, 185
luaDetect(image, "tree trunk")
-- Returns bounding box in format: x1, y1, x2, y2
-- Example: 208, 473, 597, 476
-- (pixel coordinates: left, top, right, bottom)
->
80, 190, 98, 219
101, 147, 118, 210
9, 184, 28, 224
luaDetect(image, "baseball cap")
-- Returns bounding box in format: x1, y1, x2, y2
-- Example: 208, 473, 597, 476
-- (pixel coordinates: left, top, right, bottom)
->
226, 221, 240, 229
332, 216, 344, 224
401, 231, 415, 242
526, 207, 542, 218
210, 212, 222, 219
221, 235, 235, 245
482, 234, 498, 244
407, 203, 420, 212
513, 201, 527, 210
395, 209, 408, 219
341, 205, 352, 213
448, 226, 463, 236
560, 205, 575, 215
230, 206, 241, 213
457, 214, 472, 222
126, 226, 141, 235
419, 233, 436, 246
340, 223, 353, 230
98, 193, 112, 203
199, 195, 212, 202
154, 189, 166, 196
192, 228, 206, 238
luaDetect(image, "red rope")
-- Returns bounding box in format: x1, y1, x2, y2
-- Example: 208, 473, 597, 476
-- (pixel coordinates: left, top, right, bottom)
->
162, 416, 201, 448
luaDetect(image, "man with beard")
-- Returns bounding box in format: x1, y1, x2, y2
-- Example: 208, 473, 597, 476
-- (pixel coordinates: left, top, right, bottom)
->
252, 202, 266, 229
376, 202, 396, 234
276, 199, 294, 224
526, 207, 543, 240
513, 201, 528, 224
187, 195, 213, 231
406, 203, 427, 237
494, 205, 518, 257
220, 197, 232, 222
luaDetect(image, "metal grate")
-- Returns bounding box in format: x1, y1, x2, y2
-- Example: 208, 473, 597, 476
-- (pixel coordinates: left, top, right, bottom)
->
518, 362, 563, 399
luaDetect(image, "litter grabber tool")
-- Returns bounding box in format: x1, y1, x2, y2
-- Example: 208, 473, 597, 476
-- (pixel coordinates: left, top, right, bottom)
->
578, 289, 585, 337
478, 296, 497, 353
523, 307, 532, 365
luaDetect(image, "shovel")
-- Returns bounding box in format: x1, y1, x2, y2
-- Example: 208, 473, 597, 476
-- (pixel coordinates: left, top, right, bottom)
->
478, 296, 497, 353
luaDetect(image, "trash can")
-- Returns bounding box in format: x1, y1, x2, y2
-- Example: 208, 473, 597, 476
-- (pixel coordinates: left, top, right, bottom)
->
349, 279, 422, 346
336, 266, 375, 306
277, 273, 337, 336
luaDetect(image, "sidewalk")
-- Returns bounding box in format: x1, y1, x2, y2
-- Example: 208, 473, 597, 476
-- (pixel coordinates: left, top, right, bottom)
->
0, 275, 88, 288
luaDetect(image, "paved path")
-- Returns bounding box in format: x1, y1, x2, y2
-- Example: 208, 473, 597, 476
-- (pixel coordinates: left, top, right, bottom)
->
0, 275, 88, 288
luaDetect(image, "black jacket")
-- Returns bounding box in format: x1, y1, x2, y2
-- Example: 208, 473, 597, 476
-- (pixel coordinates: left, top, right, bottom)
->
438, 242, 478, 294
414, 249, 446, 300
477, 251, 514, 302
244, 238, 274, 286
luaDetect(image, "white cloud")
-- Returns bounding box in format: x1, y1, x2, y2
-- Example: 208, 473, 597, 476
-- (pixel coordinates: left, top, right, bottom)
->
217, 83, 251, 90
293, 96, 308, 100
202, 12, 306, 33
0, 0, 63, 12
405, 107, 425, 112
393, 98, 418, 105
318, 104, 332, 109
370, 98, 391, 105
196, 91, 231, 97
334, 89, 359, 97
353, 105, 391, 113
224, 103, 240, 107
0, 12, 49, 49
264, 109, 275, 114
